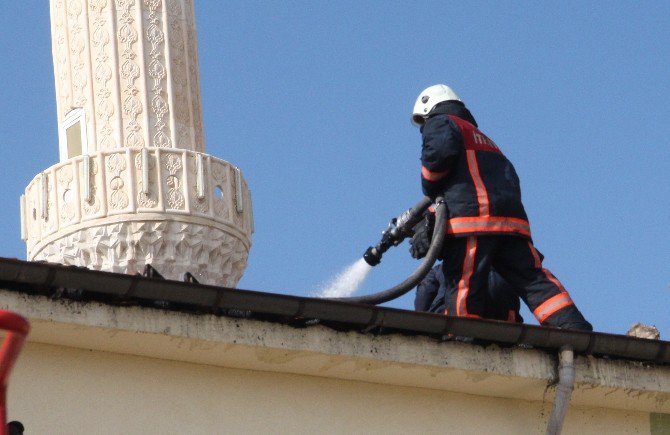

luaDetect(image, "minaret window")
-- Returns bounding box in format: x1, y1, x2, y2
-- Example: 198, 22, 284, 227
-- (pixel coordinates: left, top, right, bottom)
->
59, 108, 88, 161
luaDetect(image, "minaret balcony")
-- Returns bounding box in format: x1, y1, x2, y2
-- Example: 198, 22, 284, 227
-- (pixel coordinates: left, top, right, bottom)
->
21, 148, 253, 287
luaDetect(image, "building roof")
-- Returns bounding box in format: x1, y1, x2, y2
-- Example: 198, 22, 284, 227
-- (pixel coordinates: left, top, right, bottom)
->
0, 256, 668, 365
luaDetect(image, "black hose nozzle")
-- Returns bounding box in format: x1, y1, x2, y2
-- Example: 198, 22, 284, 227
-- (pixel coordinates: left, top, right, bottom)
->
363, 246, 382, 266
361, 196, 433, 268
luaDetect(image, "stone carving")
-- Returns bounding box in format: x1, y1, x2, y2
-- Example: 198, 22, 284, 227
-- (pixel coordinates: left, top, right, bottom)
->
40, 174, 56, 233
166, 176, 184, 209
188, 154, 209, 214
26, 150, 251, 245
67, 0, 88, 108
164, 152, 181, 174
25, 191, 40, 251
138, 190, 158, 208
211, 162, 229, 219
177, 125, 190, 150
31, 220, 250, 287
52, 0, 71, 116
117, 0, 145, 148
134, 151, 158, 208
168, 1, 193, 151
110, 177, 129, 209
57, 165, 74, 187
162, 153, 185, 210
232, 171, 245, 228
243, 188, 253, 233
211, 162, 226, 182
145, 0, 172, 148
107, 153, 129, 209
82, 184, 101, 215
184, 2, 204, 151
57, 166, 75, 223
90, 0, 117, 149
82, 157, 102, 216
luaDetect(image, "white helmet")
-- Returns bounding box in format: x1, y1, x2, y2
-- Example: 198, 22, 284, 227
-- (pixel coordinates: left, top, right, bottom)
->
411, 84, 461, 126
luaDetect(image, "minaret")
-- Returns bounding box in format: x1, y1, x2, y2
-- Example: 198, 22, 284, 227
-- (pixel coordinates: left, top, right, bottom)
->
20, 0, 253, 287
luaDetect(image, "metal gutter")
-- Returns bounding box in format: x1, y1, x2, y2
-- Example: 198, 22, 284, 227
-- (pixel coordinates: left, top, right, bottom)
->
0, 257, 668, 364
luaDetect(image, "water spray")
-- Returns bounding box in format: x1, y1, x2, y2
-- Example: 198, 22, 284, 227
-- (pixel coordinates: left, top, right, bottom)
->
316, 258, 373, 299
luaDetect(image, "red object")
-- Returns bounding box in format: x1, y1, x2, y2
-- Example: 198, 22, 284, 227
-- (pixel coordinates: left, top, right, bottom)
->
0, 311, 29, 435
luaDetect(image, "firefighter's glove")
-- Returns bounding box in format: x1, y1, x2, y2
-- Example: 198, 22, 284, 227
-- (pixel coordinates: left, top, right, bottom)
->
409, 214, 434, 259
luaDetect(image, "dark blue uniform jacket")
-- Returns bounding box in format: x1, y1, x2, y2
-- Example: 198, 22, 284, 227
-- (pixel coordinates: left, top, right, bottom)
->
420, 102, 531, 239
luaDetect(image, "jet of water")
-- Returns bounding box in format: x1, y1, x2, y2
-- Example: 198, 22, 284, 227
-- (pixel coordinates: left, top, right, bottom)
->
316, 258, 373, 298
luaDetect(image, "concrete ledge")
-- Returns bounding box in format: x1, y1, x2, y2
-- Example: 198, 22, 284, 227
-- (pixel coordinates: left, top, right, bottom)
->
1, 289, 669, 413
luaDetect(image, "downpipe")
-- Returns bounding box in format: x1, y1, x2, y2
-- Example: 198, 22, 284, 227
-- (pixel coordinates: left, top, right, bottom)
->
335, 196, 446, 305
546, 345, 575, 435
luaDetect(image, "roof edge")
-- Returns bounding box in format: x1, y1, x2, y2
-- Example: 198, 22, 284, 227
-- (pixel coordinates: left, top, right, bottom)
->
0, 257, 667, 364
2, 289, 670, 413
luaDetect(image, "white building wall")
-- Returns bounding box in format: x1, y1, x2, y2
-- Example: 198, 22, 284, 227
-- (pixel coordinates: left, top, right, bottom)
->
2, 291, 668, 434
8, 342, 651, 435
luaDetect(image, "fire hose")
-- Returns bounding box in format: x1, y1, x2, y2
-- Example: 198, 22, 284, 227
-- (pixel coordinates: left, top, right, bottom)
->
334, 195, 446, 305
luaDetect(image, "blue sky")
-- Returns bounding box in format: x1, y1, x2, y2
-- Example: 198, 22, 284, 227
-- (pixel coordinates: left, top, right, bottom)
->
1, 2, 668, 336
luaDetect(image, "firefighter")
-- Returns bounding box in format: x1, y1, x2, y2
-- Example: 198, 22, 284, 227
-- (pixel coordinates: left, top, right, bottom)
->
410, 84, 592, 330
415, 264, 523, 323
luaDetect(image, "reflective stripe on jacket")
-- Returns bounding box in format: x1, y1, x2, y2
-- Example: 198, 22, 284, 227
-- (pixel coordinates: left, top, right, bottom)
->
420, 103, 531, 238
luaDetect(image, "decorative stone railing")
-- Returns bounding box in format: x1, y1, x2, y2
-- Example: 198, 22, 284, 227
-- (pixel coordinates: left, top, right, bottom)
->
21, 148, 253, 287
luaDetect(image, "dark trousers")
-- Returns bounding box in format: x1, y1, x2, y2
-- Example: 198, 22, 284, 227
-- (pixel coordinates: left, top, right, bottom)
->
419, 265, 522, 322
431, 235, 592, 330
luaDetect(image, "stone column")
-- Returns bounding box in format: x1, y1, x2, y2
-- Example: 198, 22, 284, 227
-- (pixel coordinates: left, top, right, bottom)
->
50, 0, 204, 152
21, 0, 253, 288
